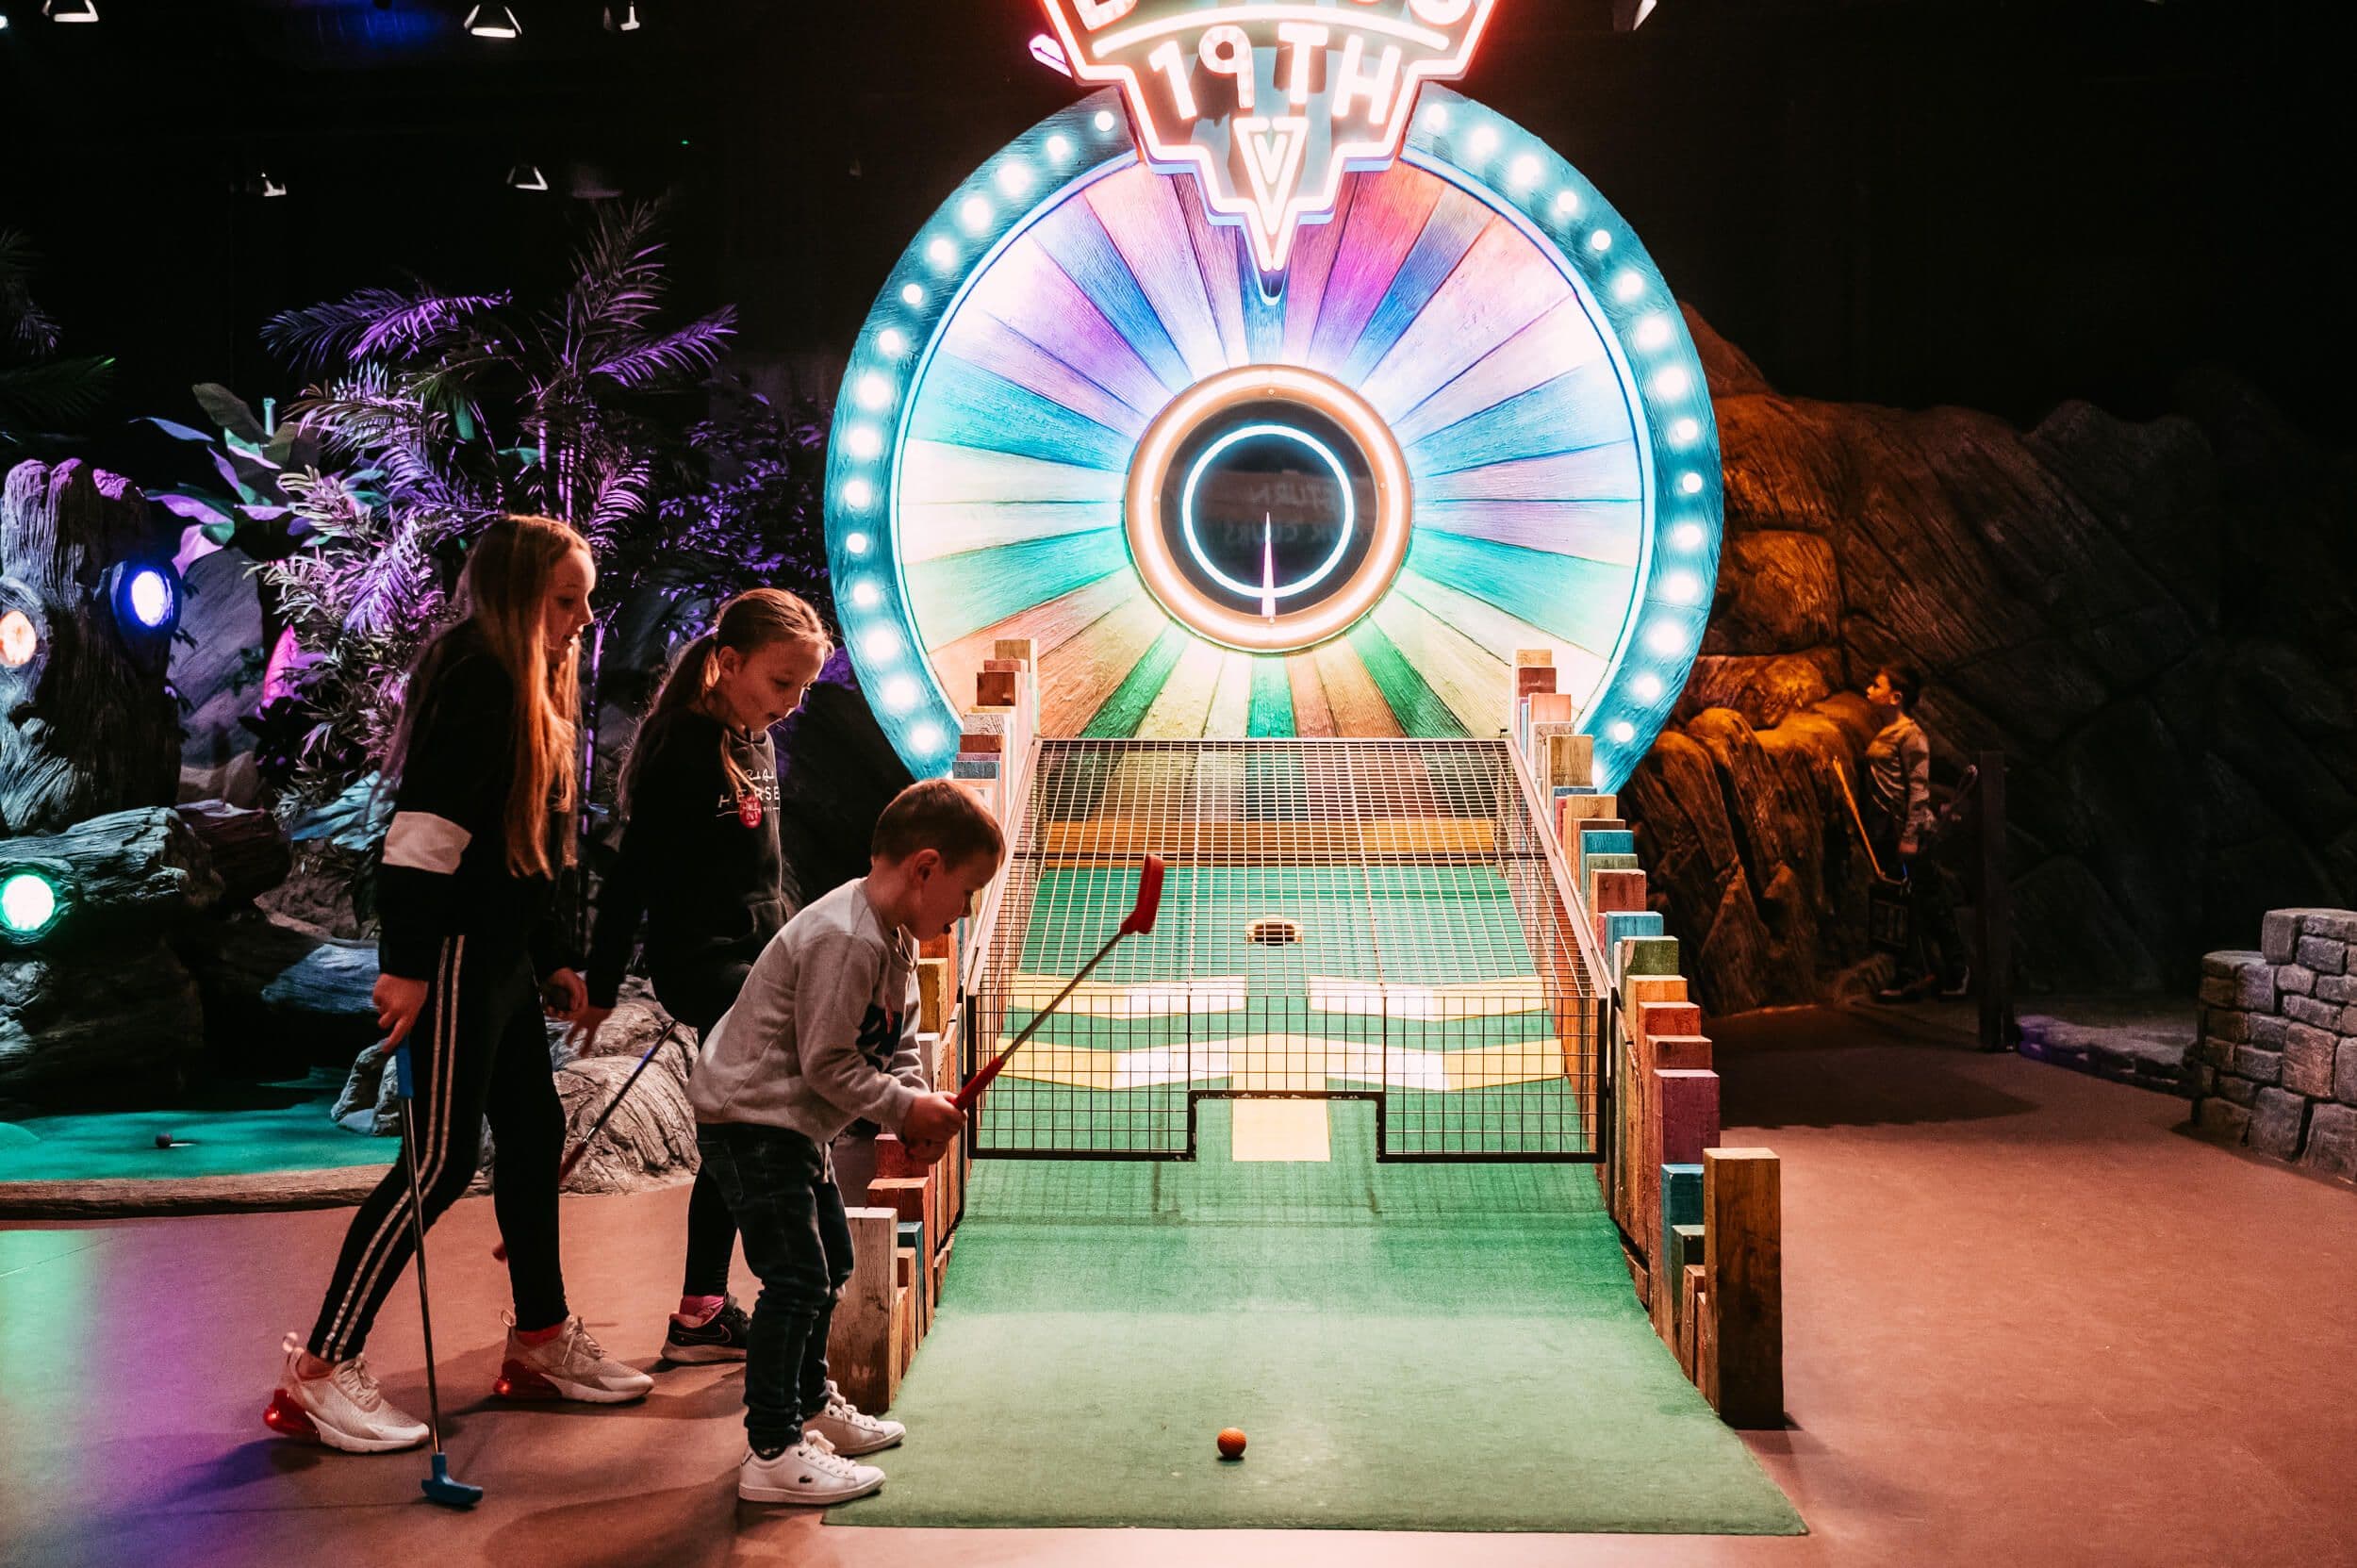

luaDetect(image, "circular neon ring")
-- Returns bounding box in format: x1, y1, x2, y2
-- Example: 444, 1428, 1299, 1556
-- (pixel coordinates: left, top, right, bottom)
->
1176, 423, 1358, 603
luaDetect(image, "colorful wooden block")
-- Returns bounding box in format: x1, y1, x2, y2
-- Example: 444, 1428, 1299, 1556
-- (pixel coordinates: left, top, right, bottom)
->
1599, 909, 1665, 955
1656, 1067, 1722, 1169
1591, 868, 1647, 916
1514, 648, 1554, 668
1656, 1162, 1704, 1342
1544, 731, 1594, 790
829, 1207, 898, 1411
1619, 935, 1680, 980
1677, 1264, 1706, 1379
917, 956, 954, 1035
1703, 1148, 1784, 1427
992, 637, 1036, 666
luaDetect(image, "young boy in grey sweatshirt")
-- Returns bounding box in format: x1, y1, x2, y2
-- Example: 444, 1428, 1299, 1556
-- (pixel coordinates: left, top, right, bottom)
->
691, 778, 1003, 1505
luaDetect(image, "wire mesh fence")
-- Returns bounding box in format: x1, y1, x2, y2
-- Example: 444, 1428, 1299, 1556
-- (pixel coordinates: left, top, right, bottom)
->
964, 739, 1601, 1161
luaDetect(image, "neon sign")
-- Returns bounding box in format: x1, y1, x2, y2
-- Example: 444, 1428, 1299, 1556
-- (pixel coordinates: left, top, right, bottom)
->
1036, 0, 1499, 271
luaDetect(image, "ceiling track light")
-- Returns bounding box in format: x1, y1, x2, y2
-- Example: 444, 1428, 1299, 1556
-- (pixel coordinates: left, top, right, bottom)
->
43, 0, 100, 21
506, 163, 549, 191
464, 5, 519, 39
602, 3, 639, 31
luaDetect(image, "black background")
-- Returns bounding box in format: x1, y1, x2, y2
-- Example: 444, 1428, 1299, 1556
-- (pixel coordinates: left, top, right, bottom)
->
1, 0, 2343, 445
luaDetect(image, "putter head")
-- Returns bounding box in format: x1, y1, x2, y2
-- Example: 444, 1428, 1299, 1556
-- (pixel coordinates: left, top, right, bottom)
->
421, 1452, 484, 1510
1119, 853, 1166, 937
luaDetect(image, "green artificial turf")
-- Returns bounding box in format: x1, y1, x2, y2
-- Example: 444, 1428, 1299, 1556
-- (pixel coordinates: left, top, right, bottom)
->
0, 1072, 393, 1183
832, 1100, 1802, 1534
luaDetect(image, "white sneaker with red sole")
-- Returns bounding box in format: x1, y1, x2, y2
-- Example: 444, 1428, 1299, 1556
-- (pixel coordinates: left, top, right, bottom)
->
802, 1383, 903, 1457
493, 1314, 653, 1403
262, 1332, 430, 1453
737, 1432, 885, 1505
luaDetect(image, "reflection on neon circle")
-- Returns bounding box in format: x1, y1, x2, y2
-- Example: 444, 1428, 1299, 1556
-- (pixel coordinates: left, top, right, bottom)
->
1177, 423, 1357, 603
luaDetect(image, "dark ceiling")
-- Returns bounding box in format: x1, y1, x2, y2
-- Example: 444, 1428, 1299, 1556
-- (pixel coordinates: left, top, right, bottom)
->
0, 0, 2340, 437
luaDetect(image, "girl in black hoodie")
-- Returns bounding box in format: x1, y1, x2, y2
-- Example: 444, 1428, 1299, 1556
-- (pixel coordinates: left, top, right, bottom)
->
576, 586, 832, 1362
268, 515, 651, 1455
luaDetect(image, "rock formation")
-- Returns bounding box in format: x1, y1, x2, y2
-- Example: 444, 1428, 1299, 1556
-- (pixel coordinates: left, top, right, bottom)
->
1628, 311, 2357, 1014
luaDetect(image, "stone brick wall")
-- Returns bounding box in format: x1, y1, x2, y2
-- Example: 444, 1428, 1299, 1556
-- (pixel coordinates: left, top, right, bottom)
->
2191, 909, 2357, 1184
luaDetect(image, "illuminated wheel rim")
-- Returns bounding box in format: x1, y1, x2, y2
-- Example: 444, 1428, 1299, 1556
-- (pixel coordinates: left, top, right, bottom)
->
1127, 365, 1412, 653
825, 86, 1722, 791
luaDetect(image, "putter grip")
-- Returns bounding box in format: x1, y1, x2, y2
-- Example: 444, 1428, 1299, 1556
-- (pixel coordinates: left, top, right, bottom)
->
392, 1042, 415, 1101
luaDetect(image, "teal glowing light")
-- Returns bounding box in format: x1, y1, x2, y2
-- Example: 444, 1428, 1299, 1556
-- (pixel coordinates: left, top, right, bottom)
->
1, 870, 60, 938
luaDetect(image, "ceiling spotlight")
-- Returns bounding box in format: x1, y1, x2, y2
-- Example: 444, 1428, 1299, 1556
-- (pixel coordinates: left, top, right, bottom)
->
464, 5, 519, 39
602, 3, 638, 31
261, 173, 288, 198
43, 0, 99, 20
1612, 0, 1657, 29
507, 163, 549, 191
0, 13, 12, 32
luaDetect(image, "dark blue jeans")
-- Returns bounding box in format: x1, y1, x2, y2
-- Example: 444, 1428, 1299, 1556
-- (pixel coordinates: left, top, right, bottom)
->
696, 1122, 853, 1451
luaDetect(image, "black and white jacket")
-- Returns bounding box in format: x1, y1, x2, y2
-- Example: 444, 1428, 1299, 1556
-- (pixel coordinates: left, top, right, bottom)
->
375, 622, 575, 982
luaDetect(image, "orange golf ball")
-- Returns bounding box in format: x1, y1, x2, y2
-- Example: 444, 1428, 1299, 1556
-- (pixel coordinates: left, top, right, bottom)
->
1217, 1427, 1246, 1461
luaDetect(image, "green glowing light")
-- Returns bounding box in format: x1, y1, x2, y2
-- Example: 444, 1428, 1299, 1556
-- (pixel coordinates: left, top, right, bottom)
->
0, 870, 60, 937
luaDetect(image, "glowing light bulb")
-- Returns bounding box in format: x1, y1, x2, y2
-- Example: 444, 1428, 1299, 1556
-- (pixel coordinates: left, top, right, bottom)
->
843, 478, 874, 510
1632, 673, 1664, 702
862, 626, 900, 661
900, 284, 927, 307
1612, 269, 1645, 303
1663, 570, 1701, 604
0, 870, 58, 937
1678, 471, 1705, 496
846, 532, 872, 555
882, 676, 920, 713
1672, 522, 1705, 551
877, 327, 907, 356
1588, 230, 1612, 254
959, 196, 993, 233
855, 371, 893, 411
996, 162, 1033, 199
1608, 720, 1637, 745
927, 238, 958, 270
1670, 417, 1701, 447
846, 425, 883, 460
911, 720, 947, 754
1645, 620, 1686, 655
1095, 109, 1117, 133
1555, 190, 1582, 219
1508, 155, 1541, 189
1650, 366, 1691, 400
1469, 125, 1500, 159
1047, 133, 1073, 162
1635, 313, 1674, 350
1423, 105, 1451, 132
849, 581, 882, 610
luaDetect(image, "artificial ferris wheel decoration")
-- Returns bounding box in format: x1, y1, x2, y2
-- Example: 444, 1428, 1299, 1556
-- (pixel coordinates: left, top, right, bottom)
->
824, 2, 1723, 795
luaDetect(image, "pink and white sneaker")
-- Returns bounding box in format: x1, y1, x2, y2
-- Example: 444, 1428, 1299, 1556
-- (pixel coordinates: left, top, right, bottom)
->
493, 1314, 653, 1404
262, 1332, 430, 1453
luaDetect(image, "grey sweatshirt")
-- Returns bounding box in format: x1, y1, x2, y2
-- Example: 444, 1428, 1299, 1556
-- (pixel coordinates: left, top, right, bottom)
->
687, 877, 927, 1142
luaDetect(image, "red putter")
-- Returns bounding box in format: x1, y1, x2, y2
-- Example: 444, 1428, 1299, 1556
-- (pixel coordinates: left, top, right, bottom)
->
955, 853, 1164, 1113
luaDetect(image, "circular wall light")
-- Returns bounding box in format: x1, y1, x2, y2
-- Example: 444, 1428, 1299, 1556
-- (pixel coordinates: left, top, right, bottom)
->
0, 868, 66, 943
0, 608, 39, 668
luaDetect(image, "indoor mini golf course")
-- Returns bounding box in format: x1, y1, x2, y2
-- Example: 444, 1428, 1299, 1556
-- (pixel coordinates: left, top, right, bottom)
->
834, 1098, 1798, 1534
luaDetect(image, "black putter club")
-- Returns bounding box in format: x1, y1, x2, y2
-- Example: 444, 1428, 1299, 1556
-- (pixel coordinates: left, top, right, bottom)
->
393, 1040, 483, 1510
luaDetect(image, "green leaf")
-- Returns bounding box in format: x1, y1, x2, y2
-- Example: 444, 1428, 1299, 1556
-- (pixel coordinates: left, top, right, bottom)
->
192, 382, 269, 443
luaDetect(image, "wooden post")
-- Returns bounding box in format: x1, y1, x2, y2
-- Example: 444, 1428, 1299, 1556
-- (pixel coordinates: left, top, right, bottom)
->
1976, 751, 2014, 1051
1702, 1147, 1784, 1428
827, 1207, 899, 1411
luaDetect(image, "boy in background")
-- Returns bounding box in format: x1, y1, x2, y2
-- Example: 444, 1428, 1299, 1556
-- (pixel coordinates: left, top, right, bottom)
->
690, 779, 1003, 1504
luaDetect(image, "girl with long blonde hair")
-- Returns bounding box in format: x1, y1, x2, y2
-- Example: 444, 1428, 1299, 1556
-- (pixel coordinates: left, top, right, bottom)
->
576, 586, 832, 1362
267, 515, 652, 1454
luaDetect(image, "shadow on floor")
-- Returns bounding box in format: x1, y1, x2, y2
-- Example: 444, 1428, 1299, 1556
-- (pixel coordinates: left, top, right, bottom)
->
1706, 1005, 2039, 1131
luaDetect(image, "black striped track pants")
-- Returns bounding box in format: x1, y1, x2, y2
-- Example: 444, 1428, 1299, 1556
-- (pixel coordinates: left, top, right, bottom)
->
307, 936, 569, 1361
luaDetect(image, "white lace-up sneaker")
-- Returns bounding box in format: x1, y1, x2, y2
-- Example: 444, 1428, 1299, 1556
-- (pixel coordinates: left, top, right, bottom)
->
263, 1332, 430, 1453
493, 1314, 654, 1404
802, 1381, 904, 1457
737, 1430, 886, 1505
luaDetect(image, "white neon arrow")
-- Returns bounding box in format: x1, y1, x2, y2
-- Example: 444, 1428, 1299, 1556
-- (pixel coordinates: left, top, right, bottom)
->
1261, 515, 1277, 622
